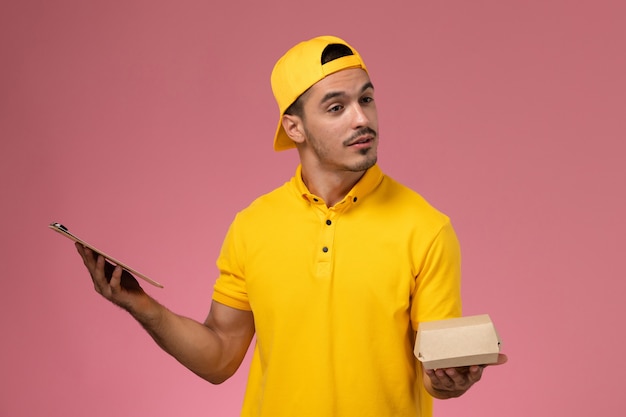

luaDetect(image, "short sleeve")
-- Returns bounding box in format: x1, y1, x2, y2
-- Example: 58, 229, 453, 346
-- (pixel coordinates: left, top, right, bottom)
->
212, 216, 252, 311
410, 220, 462, 330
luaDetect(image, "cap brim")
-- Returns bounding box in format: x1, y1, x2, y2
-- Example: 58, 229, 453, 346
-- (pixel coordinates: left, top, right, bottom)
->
273, 117, 296, 151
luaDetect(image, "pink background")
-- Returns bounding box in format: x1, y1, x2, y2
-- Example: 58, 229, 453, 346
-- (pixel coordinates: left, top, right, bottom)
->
2, 1, 625, 416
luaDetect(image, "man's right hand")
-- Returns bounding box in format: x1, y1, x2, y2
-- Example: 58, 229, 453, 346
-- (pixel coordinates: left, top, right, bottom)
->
75, 243, 147, 312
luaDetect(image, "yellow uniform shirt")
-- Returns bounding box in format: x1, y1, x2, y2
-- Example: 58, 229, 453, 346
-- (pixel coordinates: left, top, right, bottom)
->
213, 164, 462, 417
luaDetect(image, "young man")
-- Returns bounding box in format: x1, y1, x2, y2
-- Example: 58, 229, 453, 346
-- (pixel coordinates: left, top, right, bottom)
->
77, 35, 506, 417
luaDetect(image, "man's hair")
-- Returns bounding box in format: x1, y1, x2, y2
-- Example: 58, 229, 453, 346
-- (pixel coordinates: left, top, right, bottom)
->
283, 43, 355, 119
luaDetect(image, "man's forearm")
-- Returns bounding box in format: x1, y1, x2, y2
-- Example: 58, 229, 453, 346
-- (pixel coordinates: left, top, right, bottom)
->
129, 295, 253, 384
127, 296, 228, 383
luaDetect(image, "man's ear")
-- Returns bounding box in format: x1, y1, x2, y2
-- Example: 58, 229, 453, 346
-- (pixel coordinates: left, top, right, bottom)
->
281, 114, 305, 144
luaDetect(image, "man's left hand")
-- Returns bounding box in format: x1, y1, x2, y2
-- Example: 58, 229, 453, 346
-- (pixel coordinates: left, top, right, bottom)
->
423, 353, 508, 399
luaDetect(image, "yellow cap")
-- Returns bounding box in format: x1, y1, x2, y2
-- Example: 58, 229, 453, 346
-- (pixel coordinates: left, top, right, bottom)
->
270, 36, 368, 151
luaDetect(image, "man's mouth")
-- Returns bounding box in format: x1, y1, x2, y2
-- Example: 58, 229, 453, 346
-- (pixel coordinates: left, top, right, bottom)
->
348, 137, 373, 146
345, 128, 377, 147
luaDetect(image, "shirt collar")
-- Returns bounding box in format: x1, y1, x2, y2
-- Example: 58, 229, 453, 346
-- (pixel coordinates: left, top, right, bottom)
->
292, 164, 384, 209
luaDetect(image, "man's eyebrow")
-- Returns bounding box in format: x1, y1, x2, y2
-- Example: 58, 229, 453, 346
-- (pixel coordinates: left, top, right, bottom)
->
319, 81, 375, 105
361, 81, 375, 93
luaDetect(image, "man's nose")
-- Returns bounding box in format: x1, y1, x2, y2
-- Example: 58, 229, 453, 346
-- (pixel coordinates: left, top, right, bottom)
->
351, 103, 369, 128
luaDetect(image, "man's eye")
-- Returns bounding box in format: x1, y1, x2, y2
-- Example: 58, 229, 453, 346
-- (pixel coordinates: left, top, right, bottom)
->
329, 105, 343, 112
361, 96, 374, 103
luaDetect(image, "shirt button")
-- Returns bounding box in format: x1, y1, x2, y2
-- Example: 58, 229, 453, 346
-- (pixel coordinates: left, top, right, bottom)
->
326, 220, 332, 226
322, 247, 329, 253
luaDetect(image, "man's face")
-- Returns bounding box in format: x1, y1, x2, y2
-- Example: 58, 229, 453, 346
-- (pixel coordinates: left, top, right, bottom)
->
298, 68, 379, 173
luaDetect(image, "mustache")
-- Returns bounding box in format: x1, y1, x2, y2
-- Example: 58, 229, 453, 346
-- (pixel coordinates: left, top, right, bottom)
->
343, 127, 378, 146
